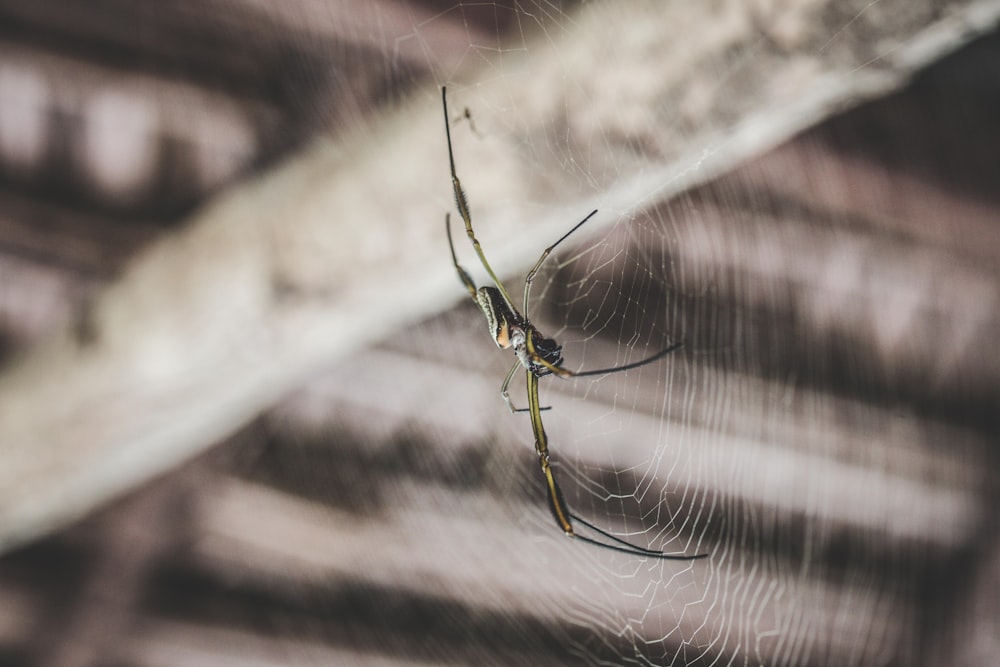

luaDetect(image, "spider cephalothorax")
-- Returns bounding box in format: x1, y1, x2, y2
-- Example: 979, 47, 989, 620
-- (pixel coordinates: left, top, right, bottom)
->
521, 329, 563, 376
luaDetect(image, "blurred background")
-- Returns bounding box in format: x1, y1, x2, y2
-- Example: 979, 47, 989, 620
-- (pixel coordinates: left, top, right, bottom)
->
0, 1, 998, 666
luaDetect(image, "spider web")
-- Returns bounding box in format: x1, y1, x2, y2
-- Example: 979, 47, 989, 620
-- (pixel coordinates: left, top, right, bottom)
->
264, 2, 996, 666
301, 4, 991, 666
0, 2, 996, 666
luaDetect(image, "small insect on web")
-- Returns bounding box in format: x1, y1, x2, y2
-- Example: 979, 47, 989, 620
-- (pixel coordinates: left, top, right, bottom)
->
442, 87, 707, 560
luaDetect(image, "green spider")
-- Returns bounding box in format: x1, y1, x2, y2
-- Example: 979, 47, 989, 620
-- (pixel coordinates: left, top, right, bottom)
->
443, 87, 705, 560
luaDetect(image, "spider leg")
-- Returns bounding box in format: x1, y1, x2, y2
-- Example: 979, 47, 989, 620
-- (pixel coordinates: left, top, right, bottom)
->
525, 327, 684, 380
446, 213, 477, 299
523, 209, 598, 318
441, 87, 517, 308
526, 369, 705, 559
501, 361, 551, 414
501, 361, 527, 413
566, 340, 685, 378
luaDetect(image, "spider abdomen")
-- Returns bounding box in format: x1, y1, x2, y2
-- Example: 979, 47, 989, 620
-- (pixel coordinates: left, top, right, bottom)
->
476, 286, 520, 349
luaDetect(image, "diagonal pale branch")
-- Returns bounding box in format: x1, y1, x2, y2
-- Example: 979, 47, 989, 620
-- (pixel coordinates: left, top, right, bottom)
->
0, 0, 997, 552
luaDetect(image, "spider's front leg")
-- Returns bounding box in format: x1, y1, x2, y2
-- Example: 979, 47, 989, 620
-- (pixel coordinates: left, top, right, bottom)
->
441, 87, 517, 307
445, 213, 477, 300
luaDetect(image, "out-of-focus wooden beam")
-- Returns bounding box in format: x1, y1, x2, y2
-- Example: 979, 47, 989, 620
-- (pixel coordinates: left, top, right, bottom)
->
0, 0, 996, 552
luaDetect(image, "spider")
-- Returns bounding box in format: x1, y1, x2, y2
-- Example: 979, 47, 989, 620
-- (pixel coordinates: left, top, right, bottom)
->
442, 87, 707, 560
